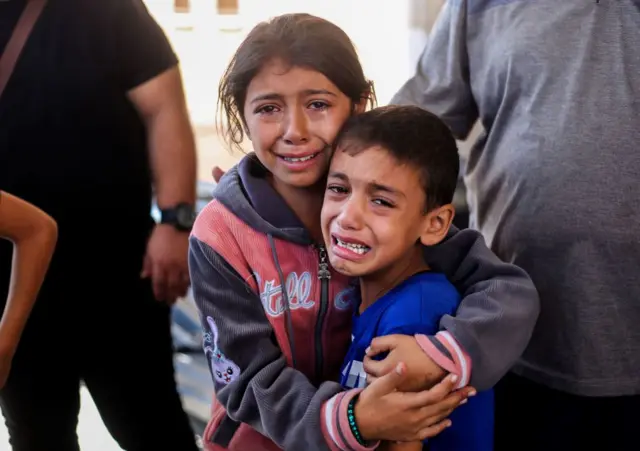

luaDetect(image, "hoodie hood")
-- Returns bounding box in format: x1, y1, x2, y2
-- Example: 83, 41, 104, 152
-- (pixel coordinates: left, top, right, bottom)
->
213, 154, 313, 246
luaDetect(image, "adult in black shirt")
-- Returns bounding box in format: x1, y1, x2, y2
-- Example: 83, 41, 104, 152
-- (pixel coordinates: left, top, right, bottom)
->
0, 1, 199, 450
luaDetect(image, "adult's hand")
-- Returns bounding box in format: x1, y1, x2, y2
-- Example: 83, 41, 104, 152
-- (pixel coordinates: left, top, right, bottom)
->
141, 224, 190, 304
355, 363, 475, 442
364, 335, 446, 391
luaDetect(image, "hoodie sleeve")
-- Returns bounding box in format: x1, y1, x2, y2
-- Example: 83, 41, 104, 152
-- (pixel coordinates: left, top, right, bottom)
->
420, 227, 540, 392
189, 235, 378, 451
390, 0, 478, 140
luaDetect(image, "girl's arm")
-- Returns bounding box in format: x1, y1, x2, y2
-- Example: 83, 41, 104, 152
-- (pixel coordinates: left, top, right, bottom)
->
0, 192, 57, 363
189, 235, 361, 450
190, 228, 470, 450
381, 441, 423, 451
365, 225, 539, 393
422, 226, 540, 390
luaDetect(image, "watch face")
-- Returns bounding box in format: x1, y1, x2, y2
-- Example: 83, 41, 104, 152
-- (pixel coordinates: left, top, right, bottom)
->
176, 204, 196, 228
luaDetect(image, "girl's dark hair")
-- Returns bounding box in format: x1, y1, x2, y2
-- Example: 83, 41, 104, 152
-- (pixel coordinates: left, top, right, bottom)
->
217, 13, 377, 151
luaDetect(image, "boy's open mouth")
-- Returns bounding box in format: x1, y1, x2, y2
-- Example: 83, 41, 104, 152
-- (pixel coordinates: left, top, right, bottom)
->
333, 235, 371, 255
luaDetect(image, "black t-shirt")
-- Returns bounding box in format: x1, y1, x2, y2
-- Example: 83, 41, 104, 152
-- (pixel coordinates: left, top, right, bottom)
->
0, 0, 178, 267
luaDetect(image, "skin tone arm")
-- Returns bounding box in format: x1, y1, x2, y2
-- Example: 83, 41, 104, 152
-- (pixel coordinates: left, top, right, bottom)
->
0, 191, 57, 388
355, 364, 475, 442
380, 441, 423, 451
365, 334, 447, 390
127, 66, 198, 304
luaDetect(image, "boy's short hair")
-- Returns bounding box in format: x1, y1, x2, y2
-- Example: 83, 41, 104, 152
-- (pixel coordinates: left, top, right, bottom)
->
333, 105, 460, 212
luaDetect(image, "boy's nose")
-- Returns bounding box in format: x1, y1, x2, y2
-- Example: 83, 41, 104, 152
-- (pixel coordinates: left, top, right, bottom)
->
337, 199, 364, 231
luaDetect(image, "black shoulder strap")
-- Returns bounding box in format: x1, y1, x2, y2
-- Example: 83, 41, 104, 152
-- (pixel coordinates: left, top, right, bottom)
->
0, 0, 47, 99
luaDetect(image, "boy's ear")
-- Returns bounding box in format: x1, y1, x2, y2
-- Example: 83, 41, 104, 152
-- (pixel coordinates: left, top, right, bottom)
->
419, 204, 455, 247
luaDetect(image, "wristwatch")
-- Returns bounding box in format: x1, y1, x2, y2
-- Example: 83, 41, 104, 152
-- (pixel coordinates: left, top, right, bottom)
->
159, 202, 196, 232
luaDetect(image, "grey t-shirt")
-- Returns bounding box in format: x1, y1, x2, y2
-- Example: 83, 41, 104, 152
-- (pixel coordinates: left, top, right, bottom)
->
392, 0, 640, 396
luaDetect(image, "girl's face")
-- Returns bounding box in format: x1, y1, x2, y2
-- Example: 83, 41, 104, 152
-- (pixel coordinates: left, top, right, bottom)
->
243, 59, 354, 189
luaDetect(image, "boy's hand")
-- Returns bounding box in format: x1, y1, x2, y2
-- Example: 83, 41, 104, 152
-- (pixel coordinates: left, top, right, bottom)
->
364, 335, 446, 391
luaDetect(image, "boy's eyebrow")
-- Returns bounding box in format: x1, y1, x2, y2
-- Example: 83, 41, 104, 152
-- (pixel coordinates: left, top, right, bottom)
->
327, 171, 348, 181
369, 182, 405, 198
328, 172, 404, 198
250, 89, 337, 104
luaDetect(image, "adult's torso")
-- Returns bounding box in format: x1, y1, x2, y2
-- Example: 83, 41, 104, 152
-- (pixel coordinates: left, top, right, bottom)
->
0, 0, 155, 285
465, 0, 640, 395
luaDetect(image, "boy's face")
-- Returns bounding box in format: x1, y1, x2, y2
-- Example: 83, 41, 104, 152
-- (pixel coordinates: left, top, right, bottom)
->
321, 146, 453, 278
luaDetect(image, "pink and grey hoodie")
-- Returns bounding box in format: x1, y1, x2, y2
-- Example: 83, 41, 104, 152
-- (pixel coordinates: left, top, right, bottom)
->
189, 154, 539, 450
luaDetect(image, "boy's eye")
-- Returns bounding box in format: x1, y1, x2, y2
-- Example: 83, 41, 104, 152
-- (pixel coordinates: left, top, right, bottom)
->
327, 185, 348, 195
372, 198, 394, 208
255, 104, 279, 114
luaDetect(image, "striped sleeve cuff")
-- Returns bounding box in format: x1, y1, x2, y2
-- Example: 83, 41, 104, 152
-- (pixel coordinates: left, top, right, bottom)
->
415, 331, 472, 389
320, 389, 380, 451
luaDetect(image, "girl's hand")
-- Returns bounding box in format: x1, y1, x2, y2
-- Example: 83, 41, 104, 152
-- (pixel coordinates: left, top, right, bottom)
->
364, 334, 445, 391
355, 363, 475, 442
212, 166, 226, 183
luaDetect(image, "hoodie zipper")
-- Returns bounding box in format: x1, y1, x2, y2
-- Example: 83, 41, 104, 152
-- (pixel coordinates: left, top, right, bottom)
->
315, 244, 331, 382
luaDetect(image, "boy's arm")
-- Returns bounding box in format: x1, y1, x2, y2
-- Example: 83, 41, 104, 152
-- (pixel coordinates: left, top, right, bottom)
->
0, 192, 57, 371
189, 235, 378, 451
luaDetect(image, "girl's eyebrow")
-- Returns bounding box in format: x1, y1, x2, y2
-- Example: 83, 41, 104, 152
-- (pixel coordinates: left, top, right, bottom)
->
250, 89, 337, 104
302, 89, 337, 97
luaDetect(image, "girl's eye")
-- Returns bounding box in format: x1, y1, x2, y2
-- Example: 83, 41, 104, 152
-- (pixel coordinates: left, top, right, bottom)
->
309, 101, 329, 110
372, 198, 394, 208
328, 185, 348, 195
255, 105, 279, 115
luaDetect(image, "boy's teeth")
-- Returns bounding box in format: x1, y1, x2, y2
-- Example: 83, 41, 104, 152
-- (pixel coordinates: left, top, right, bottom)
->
336, 238, 370, 255
283, 153, 317, 162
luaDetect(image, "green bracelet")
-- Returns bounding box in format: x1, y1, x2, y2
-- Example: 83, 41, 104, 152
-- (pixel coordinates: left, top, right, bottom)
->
347, 394, 366, 446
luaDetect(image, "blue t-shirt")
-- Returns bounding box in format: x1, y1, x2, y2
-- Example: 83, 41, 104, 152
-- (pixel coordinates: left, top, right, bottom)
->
339, 272, 494, 451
